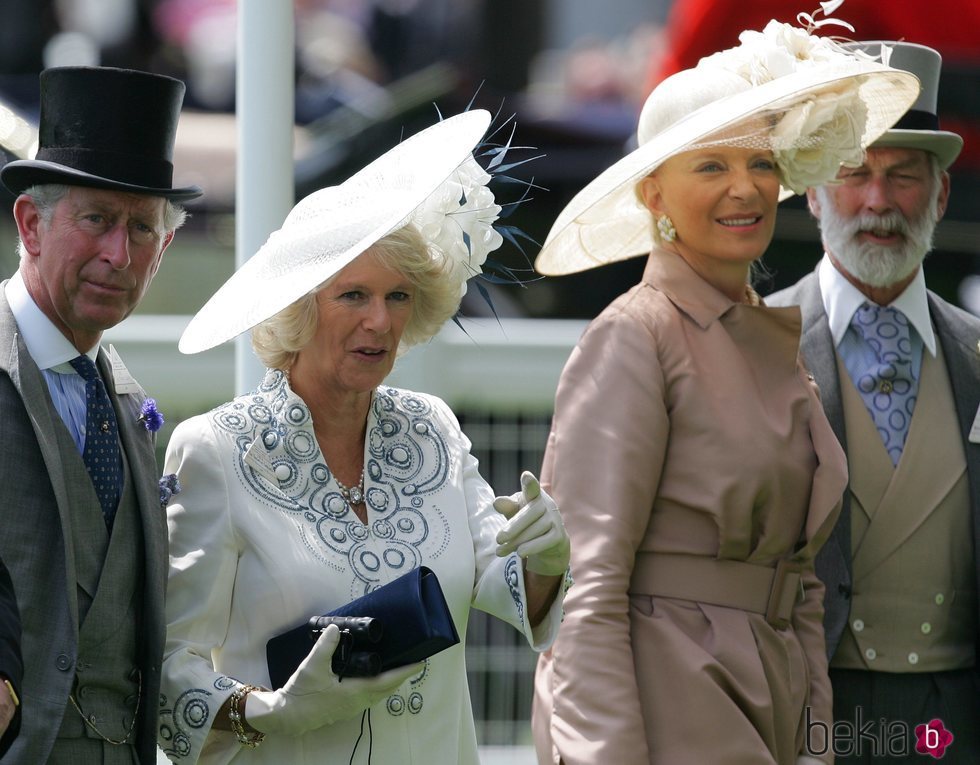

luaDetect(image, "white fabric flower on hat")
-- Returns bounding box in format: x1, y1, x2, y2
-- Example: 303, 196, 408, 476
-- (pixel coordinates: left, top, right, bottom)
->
701, 20, 851, 86
773, 87, 868, 193
697, 18, 875, 193
412, 155, 503, 297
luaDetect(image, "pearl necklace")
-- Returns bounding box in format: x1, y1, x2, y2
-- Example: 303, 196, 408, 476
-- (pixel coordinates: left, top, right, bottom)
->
335, 470, 365, 505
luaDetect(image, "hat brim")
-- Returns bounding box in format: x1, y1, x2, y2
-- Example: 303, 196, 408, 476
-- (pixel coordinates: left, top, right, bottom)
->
0, 160, 203, 201
870, 129, 963, 170
177, 109, 492, 355
534, 64, 920, 276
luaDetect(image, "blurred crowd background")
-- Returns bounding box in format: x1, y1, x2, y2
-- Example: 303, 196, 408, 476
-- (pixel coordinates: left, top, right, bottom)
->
0, 0, 978, 320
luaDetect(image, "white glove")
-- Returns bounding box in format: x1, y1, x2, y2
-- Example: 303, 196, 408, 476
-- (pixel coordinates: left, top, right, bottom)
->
493, 471, 570, 576
246, 624, 422, 736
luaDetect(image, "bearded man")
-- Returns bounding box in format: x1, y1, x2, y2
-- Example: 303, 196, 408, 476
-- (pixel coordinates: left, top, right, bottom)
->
767, 41, 980, 763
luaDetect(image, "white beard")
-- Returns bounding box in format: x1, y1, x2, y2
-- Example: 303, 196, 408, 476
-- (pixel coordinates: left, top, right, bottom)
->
815, 185, 940, 288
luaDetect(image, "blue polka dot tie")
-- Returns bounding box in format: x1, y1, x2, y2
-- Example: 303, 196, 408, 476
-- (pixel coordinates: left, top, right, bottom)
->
849, 303, 917, 465
69, 355, 122, 528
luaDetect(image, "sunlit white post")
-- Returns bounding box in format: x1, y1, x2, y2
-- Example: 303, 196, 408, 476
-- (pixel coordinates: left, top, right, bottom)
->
235, 1, 295, 393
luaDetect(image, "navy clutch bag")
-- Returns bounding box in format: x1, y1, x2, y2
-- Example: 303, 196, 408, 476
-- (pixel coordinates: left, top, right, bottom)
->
266, 566, 460, 688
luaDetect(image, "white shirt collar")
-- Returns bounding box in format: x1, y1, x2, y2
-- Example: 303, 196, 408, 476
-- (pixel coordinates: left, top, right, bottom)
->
4, 271, 99, 371
817, 253, 937, 356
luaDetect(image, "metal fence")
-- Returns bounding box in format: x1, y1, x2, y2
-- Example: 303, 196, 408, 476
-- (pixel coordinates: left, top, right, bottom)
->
456, 409, 555, 747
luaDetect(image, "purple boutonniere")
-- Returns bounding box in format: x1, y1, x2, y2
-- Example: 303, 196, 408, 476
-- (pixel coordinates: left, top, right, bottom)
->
159, 473, 181, 508
138, 398, 165, 432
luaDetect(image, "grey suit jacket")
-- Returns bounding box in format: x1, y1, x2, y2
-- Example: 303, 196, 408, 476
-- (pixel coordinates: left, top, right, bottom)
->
768, 269, 980, 660
0, 285, 168, 764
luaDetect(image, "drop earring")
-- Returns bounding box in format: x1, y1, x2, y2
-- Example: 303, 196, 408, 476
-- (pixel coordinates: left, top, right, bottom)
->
656, 214, 676, 243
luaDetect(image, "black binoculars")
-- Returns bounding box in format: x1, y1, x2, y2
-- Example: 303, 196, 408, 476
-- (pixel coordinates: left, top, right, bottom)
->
308, 616, 384, 678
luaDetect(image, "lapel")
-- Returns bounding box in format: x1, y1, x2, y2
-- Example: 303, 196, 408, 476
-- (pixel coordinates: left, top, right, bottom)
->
835, 352, 892, 531
97, 348, 167, 622
783, 272, 853, 566
928, 295, 980, 506
240, 375, 378, 503
0, 289, 81, 628
793, 273, 847, 446
240, 375, 297, 493
927, 294, 980, 602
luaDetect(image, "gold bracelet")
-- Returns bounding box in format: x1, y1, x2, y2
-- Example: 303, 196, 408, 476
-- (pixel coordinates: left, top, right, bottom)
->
228, 684, 265, 748
3, 679, 18, 707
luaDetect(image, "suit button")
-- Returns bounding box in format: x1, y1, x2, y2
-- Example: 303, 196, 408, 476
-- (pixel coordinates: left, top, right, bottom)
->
852, 619, 865, 632
935, 593, 945, 605
908, 652, 919, 665
864, 648, 877, 661
921, 622, 932, 634
78, 685, 91, 699
55, 654, 73, 671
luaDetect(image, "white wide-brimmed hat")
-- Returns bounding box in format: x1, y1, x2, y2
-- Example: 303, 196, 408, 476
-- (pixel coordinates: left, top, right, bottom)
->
179, 109, 502, 354
534, 19, 921, 276
848, 41, 963, 169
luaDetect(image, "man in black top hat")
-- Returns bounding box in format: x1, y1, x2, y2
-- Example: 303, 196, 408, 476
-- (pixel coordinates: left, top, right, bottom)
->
0, 66, 201, 764
769, 42, 980, 762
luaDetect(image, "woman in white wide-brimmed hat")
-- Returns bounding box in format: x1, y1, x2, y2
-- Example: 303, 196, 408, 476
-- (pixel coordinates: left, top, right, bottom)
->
155, 110, 571, 765
531, 12, 920, 765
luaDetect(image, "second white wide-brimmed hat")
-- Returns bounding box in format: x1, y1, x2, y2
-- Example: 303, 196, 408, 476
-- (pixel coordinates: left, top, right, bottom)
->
179, 109, 493, 354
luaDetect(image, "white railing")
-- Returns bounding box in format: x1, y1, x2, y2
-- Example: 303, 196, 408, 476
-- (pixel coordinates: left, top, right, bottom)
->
103, 315, 587, 416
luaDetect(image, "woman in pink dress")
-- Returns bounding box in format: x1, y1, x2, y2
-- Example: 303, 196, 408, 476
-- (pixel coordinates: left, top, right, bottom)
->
531, 12, 920, 765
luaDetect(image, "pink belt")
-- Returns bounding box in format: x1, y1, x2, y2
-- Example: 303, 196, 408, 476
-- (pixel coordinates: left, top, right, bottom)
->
629, 552, 805, 630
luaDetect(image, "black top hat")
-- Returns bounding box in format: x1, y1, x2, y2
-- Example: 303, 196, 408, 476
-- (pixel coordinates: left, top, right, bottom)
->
0, 67, 202, 200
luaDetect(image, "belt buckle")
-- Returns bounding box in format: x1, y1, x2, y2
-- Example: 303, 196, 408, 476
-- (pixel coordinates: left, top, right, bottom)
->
765, 558, 803, 630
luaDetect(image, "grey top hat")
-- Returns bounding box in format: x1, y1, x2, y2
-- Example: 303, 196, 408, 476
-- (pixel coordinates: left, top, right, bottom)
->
0, 66, 202, 200
848, 41, 963, 169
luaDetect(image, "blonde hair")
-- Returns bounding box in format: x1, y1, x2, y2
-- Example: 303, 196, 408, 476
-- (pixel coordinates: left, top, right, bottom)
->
251, 224, 463, 370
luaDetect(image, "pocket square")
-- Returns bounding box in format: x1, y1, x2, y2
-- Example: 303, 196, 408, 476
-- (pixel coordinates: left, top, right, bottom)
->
266, 566, 460, 688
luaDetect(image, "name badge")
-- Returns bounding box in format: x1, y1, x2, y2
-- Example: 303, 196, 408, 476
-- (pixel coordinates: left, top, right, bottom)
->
108, 344, 141, 395
243, 437, 279, 485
